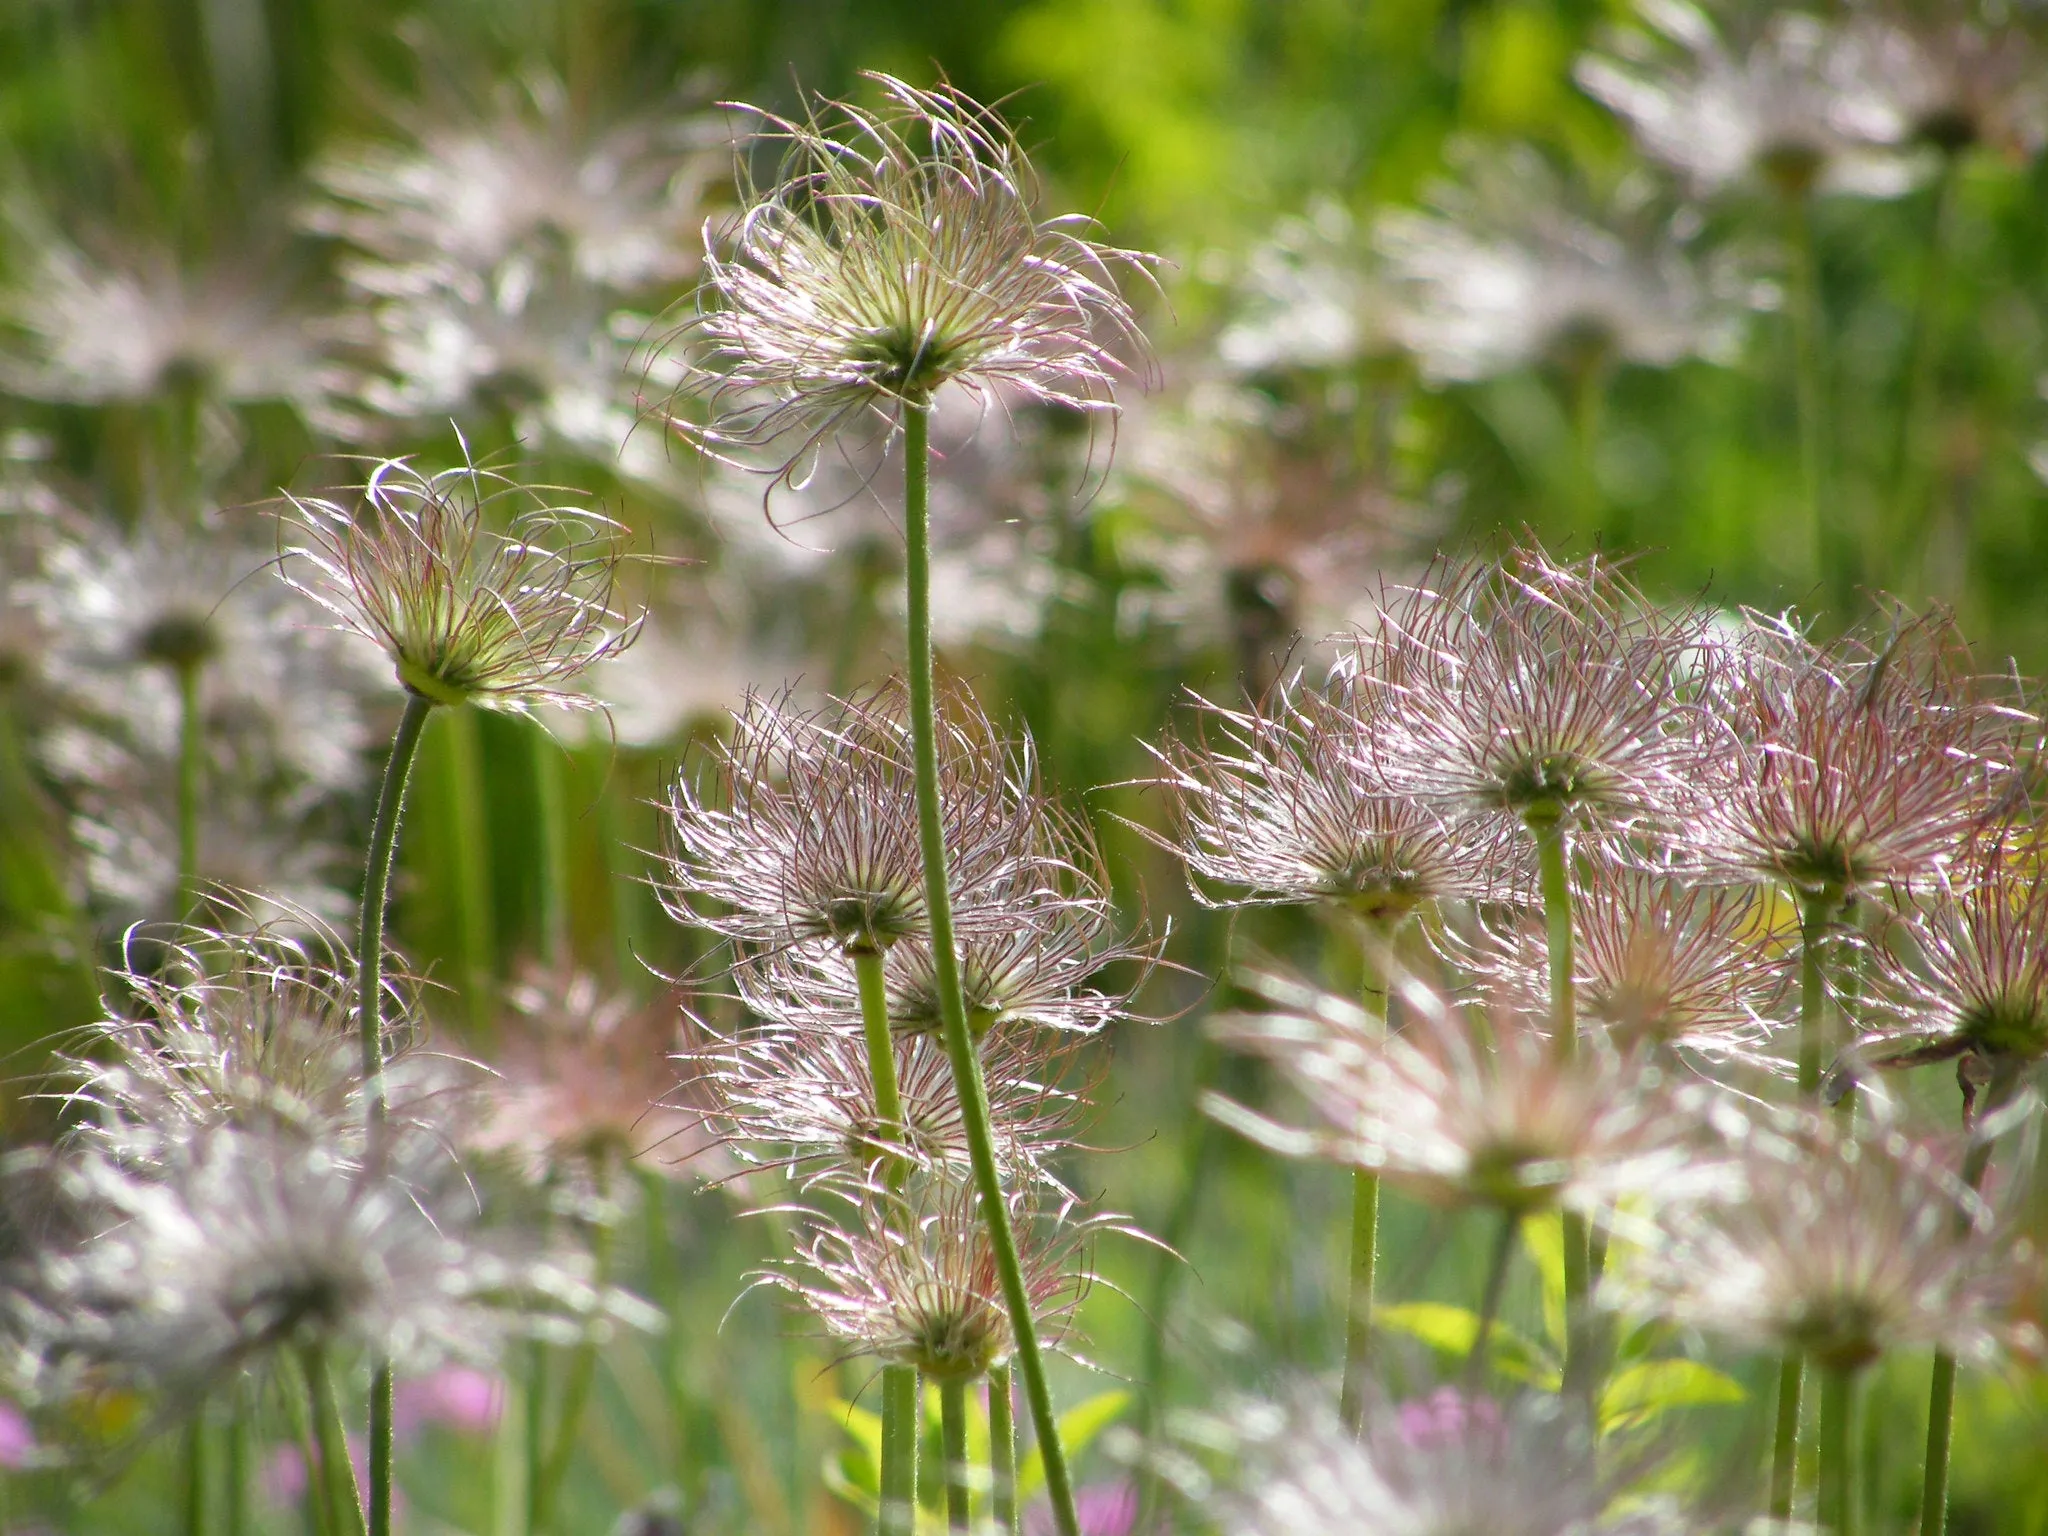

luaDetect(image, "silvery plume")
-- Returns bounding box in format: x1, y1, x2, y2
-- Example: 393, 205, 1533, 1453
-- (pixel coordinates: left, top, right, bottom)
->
657, 72, 1155, 491
281, 447, 643, 712
1576, 1, 1922, 199
1216, 196, 1395, 376
0, 198, 344, 428
49, 909, 460, 1166
1111, 378, 1441, 669
1353, 544, 1719, 843
1833, 3, 2048, 162
688, 980, 1091, 1192
1613, 1111, 2033, 1374
1680, 607, 2026, 901
757, 1173, 1111, 1381
1152, 671, 1528, 920
23, 508, 377, 797
1208, 972, 1726, 1218
1376, 142, 1752, 384
5, 1125, 649, 1408
1221, 1391, 1692, 1536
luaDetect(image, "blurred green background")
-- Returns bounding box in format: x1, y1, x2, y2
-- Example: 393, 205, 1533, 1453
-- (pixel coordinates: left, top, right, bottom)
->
5, 0, 2048, 1532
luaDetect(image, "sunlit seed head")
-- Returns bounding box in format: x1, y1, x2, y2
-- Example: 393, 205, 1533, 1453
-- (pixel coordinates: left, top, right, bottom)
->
280, 445, 643, 711
657, 73, 1156, 490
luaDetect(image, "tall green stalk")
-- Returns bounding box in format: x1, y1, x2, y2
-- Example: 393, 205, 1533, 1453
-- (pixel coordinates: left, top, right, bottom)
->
639, 1166, 692, 1494
1532, 818, 1593, 1412
1892, 155, 1961, 582
175, 659, 203, 916
181, 1414, 206, 1536
280, 1358, 333, 1536
225, 1398, 249, 1536
532, 726, 571, 968
442, 706, 496, 1030
1464, 1212, 1520, 1390
1818, 1365, 1857, 1536
989, 1364, 1017, 1535
1340, 926, 1395, 1432
901, 399, 1082, 1536
939, 1378, 972, 1531
358, 691, 434, 1536
304, 1346, 369, 1536
1918, 1062, 2017, 1536
1773, 888, 1841, 1519
853, 947, 919, 1536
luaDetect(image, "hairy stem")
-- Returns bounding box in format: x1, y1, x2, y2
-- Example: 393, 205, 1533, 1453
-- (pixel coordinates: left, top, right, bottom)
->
182, 1413, 206, 1536
445, 706, 497, 1031
940, 1377, 972, 1531
304, 1346, 368, 1536
989, 1365, 1018, 1535
281, 1358, 333, 1536
524, 1341, 548, 1536
1918, 1061, 2017, 1536
533, 1154, 617, 1532
1770, 1352, 1804, 1524
1532, 818, 1593, 1413
1340, 925, 1394, 1432
903, 399, 1081, 1536
639, 1166, 691, 1494
225, 1398, 249, 1536
1894, 154, 1960, 582
853, 946, 918, 1536
1818, 1365, 1857, 1536
359, 693, 432, 1536
176, 659, 203, 917
1464, 1211, 1520, 1391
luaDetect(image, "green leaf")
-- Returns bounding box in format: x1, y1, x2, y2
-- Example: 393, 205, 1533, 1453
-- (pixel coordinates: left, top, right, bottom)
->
1016, 1389, 1131, 1501
1376, 1303, 1557, 1388
815, 1397, 883, 1478
1599, 1360, 1746, 1432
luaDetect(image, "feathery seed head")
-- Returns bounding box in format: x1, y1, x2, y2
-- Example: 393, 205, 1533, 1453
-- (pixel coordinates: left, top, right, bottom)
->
765, 1176, 1100, 1379
1832, 7, 2048, 160
281, 448, 642, 711
1353, 545, 1716, 837
1155, 676, 1530, 917
658, 73, 1156, 488
1618, 1112, 2023, 1372
661, 685, 1064, 957
1683, 609, 2023, 899
1210, 974, 1722, 1216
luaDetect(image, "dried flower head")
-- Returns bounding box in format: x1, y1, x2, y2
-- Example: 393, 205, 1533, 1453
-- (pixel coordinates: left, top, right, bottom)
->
281, 446, 643, 710
1450, 863, 1783, 1059
1683, 609, 2022, 900
1833, 6, 2048, 160
763, 1175, 1101, 1379
1616, 1113, 2024, 1372
689, 1008, 1086, 1190
1860, 837, 2048, 1070
50, 910, 449, 1165
1376, 142, 1749, 384
8, 1128, 644, 1405
1227, 1391, 1681, 1536
1153, 675, 1526, 921
1209, 974, 1720, 1217
660, 686, 1059, 958
475, 969, 715, 1179
1576, 2, 1919, 199
658, 73, 1154, 488
1353, 545, 1715, 837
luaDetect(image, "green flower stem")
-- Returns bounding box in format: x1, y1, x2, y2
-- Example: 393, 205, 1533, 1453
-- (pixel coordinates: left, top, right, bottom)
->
1340, 927, 1395, 1433
281, 1360, 333, 1536
444, 706, 497, 1031
599, 781, 644, 986
1532, 818, 1594, 1414
1785, 188, 1831, 586
939, 1377, 972, 1532
1919, 1062, 2018, 1536
304, 1346, 368, 1536
902, 399, 1082, 1536
1818, 1365, 1857, 1536
1769, 1353, 1805, 1524
358, 690, 433, 1536
532, 725, 571, 968
989, 1365, 1018, 1535
225, 1397, 249, 1536
175, 659, 203, 916
1464, 1211, 1520, 1390
533, 1153, 617, 1533
880, 1368, 920, 1536
524, 1340, 548, 1536
182, 1412, 206, 1536
852, 946, 918, 1535
638, 1166, 691, 1492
